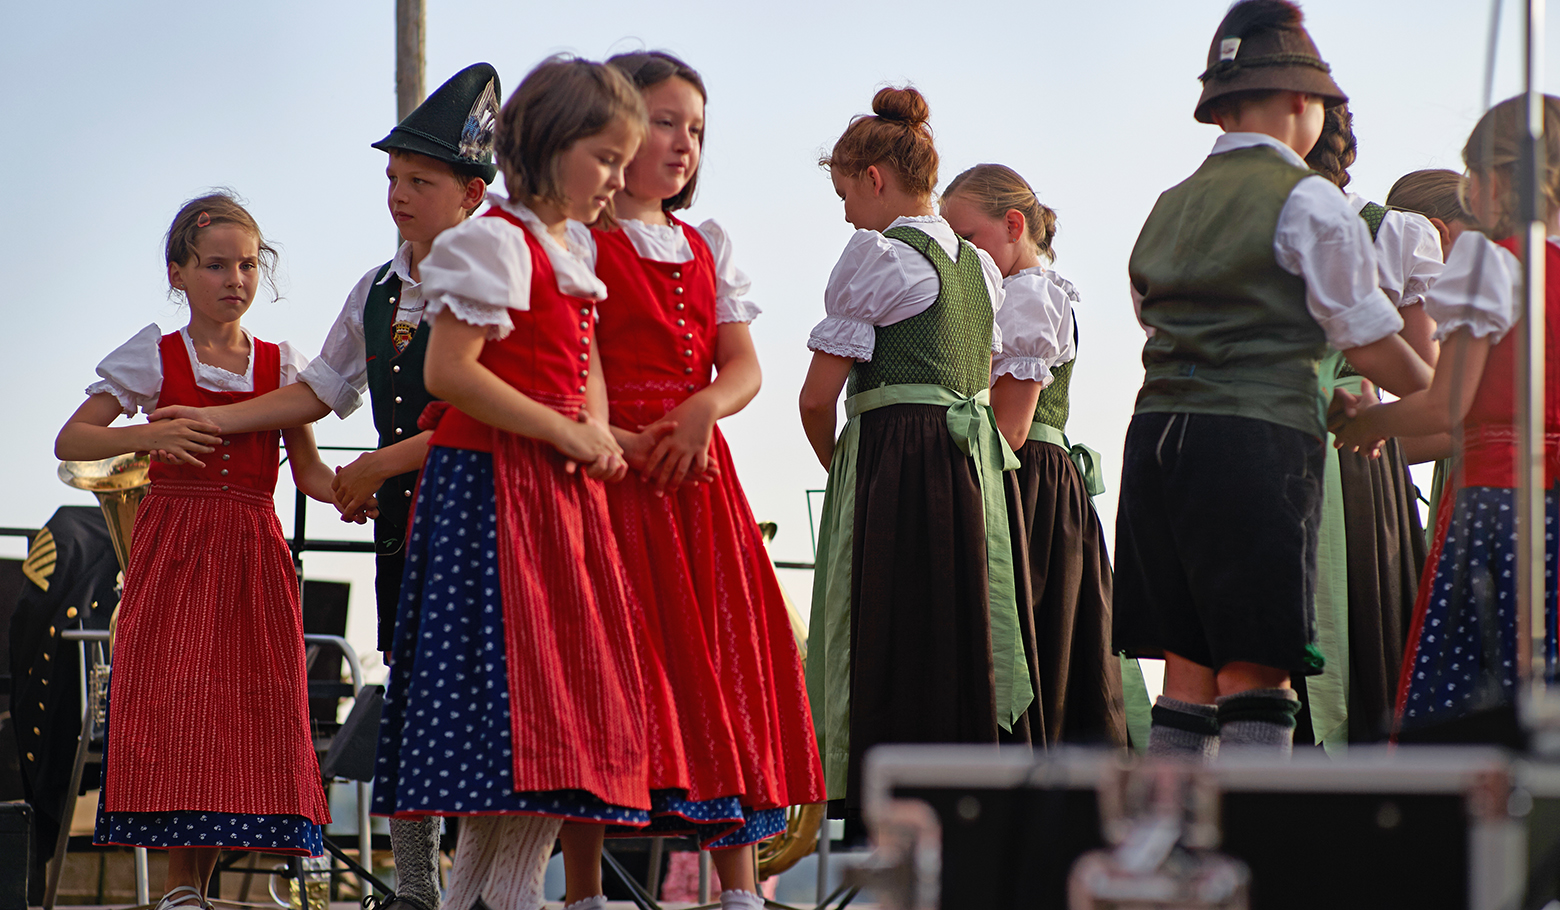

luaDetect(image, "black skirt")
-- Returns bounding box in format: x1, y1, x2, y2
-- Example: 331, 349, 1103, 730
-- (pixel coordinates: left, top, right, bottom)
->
1008, 439, 1127, 746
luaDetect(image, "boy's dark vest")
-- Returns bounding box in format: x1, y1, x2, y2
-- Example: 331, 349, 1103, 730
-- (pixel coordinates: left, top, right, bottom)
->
364, 262, 436, 554
847, 225, 993, 399
1128, 144, 1326, 438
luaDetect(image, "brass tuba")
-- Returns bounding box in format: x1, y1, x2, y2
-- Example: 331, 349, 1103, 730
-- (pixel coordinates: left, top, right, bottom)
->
58, 453, 150, 572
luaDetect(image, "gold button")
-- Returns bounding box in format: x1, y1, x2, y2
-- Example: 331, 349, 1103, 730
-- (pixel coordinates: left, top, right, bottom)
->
40, 679, 47, 686
220, 469, 229, 476
43, 653, 49, 661
395, 396, 403, 404
393, 365, 401, 373
32, 727, 39, 736
36, 702, 42, 710
66, 607, 77, 618
389, 296, 398, 304
48, 626, 54, 636
25, 753, 33, 762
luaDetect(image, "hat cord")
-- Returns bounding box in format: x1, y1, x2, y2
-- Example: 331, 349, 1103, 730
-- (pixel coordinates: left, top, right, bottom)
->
1199, 52, 1332, 84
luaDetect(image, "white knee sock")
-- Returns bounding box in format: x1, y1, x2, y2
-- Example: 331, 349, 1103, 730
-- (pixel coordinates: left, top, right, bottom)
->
441, 816, 562, 910
721, 889, 766, 909
561, 897, 606, 910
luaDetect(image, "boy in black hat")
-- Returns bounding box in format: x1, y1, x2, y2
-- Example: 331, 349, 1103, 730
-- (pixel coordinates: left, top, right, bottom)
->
1114, 0, 1432, 758
149, 62, 502, 910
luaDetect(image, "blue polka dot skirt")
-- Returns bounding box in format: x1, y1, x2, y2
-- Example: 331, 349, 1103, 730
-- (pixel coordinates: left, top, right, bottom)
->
1399, 486, 1560, 733
611, 795, 786, 849
372, 447, 647, 824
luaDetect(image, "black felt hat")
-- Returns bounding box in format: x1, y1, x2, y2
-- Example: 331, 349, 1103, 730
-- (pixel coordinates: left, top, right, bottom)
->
373, 63, 501, 183
1193, 0, 1347, 124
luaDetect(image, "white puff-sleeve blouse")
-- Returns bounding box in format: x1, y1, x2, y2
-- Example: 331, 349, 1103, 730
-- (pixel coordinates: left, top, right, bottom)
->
808, 215, 1005, 362
1349, 194, 1445, 308
1423, 231, 1529, 343
616, 217, 760, 323
991, 266, 1078, 386
87, 323, 309, 418
419, 194, 606, 340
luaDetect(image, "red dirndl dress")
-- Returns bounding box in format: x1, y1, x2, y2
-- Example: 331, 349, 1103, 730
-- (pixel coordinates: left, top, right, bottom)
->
96, 331, 330, 853
592, 217, 825, 842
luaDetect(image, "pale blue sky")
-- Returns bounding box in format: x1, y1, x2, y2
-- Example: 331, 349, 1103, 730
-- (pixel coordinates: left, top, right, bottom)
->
1, 0, 1549, 674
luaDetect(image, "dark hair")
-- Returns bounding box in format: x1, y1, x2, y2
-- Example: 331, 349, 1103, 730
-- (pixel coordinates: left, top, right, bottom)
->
494, 55, 647, 221
942, 164, 1058, 262
608, 51, 708, 212
1386, 169, 1473, 225
1202, 88, 1285, 124
1305, 103, 1357, 189
820, 86, 938, 197
1463, 93, 1560, 238
164, 191, 279, 301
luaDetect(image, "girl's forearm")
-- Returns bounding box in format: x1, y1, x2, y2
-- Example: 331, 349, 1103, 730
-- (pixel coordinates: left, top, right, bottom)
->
197, 383, 332, 434
699, 323, 763, 420
283, 425, 336, 503
428, 356, 570, 442
989, 374, 1044, 453
56, 422, 146, 462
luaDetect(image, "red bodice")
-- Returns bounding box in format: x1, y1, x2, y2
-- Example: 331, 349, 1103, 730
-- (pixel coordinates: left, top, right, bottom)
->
431, 207, 597, 451
593, 217, 718, 426
149, 332, 281, 494
1462, 237, 1560, 487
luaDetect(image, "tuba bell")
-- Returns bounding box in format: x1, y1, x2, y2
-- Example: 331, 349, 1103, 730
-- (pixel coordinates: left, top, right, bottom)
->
58, 453, 151, 572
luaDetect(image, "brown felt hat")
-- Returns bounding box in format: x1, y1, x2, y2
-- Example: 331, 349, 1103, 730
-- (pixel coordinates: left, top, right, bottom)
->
1193, 0, 1347, 124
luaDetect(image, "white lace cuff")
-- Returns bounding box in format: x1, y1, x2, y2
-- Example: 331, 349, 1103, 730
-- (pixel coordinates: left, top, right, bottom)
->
990, 356, 1056, 386
807, 315, 875, 361
86, 379, 143, 417
426, 294, 516, 340
716, 296, 762, 324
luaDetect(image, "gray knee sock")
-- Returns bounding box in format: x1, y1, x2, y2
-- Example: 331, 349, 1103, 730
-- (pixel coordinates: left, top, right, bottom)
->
389, 815, 442, 909
1147, 695, 1219, 762
1216, 687, 1301, 756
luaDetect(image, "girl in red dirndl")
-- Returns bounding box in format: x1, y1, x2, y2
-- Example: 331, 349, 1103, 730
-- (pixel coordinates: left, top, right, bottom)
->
57, 194, 335, 910
588, 51, 824, 907
369, 57, 659, 910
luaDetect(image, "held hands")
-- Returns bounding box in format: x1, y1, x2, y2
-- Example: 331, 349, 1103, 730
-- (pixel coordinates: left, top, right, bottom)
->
639, 398, 720, 494
332, 454, 384, 524
554, 408, 629, 482
1328, 383, 1386, 457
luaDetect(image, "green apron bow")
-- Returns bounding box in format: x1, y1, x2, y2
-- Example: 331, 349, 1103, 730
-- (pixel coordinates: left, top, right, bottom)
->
1026, 422, 1107, 497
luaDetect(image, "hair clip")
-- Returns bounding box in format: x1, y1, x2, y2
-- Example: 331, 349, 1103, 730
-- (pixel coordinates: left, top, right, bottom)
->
196, 212, 211, 228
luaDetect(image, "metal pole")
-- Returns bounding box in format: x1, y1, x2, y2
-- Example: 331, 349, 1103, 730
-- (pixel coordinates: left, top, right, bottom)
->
395, 0, 426, 121
1519, 0, 1549, 692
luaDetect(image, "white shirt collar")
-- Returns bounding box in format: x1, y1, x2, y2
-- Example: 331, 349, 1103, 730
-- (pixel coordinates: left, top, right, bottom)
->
886, 214, 961, 260
488, 192, 606, 300
378, 242, 418, 287
618, 218, 694, 263
1209, 132, 1311, 170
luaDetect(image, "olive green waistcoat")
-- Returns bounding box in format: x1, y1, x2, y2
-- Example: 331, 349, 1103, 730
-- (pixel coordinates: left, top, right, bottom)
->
1034, 321, 1078, 432
1128, 145, 1327, 438
847, 226, 993, 399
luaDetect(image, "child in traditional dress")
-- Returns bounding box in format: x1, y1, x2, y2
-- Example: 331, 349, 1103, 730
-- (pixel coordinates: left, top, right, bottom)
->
146, 65, 502, 910
1295, 104, 1444, 746
57, 194, 334, 910
1116, 0, 1432, 759
800, 86, 1025, 819
369, 56, 650, 910
1387, 169, 1481, 258
1335, 94, 1560, 736
940, 164, 1128, 747
585, 51, 824, 908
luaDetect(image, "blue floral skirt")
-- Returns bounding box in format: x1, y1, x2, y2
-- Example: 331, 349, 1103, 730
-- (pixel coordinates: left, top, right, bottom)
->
1399, 485, 1560, 733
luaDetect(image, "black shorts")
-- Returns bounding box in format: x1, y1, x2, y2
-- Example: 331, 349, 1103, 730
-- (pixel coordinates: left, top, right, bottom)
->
1113, 412, 1326, 676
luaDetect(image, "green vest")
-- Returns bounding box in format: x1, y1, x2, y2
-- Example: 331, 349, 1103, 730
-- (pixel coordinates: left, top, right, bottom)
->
364, 262, 437, 553
1034, 321, 1078, 432
1128, 144, 1327, 438
847, 226, 994, 399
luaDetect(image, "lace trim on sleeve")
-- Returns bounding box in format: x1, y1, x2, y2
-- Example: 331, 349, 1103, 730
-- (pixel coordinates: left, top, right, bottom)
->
425, 294, 516, 340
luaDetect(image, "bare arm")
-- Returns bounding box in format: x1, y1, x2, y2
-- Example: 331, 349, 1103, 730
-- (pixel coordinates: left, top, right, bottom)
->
1398, 433, 1454, 464
424, 309, 624, 474
283, 423, 336, 504
1398, 303, 1440, 368
1339, 332, 1433, 398
148, 382, 333, 434
1336, 329, 1490, 451
798, 351, 854, 469
990, 373, 1044, 453
639, 323, 763, 490
332, 430, 434, 519
56, 393, 221, 466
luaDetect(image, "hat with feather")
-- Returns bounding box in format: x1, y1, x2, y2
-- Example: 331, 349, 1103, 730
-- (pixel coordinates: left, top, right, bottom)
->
1194, 0, 1346, 124
373, 62, 501, 183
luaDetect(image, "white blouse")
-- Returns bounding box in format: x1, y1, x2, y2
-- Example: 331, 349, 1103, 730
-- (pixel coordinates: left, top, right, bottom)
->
297, 242, 426, 419
1347, 194, 1444, 308
1130, 133, 1404, 351
615, 218, 761, 323
809, 214, 1006, 362
1423, 231, 1529, 342
419, 194, 605, 340
87, 323, 309, 417
991, 266, 1077, 386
